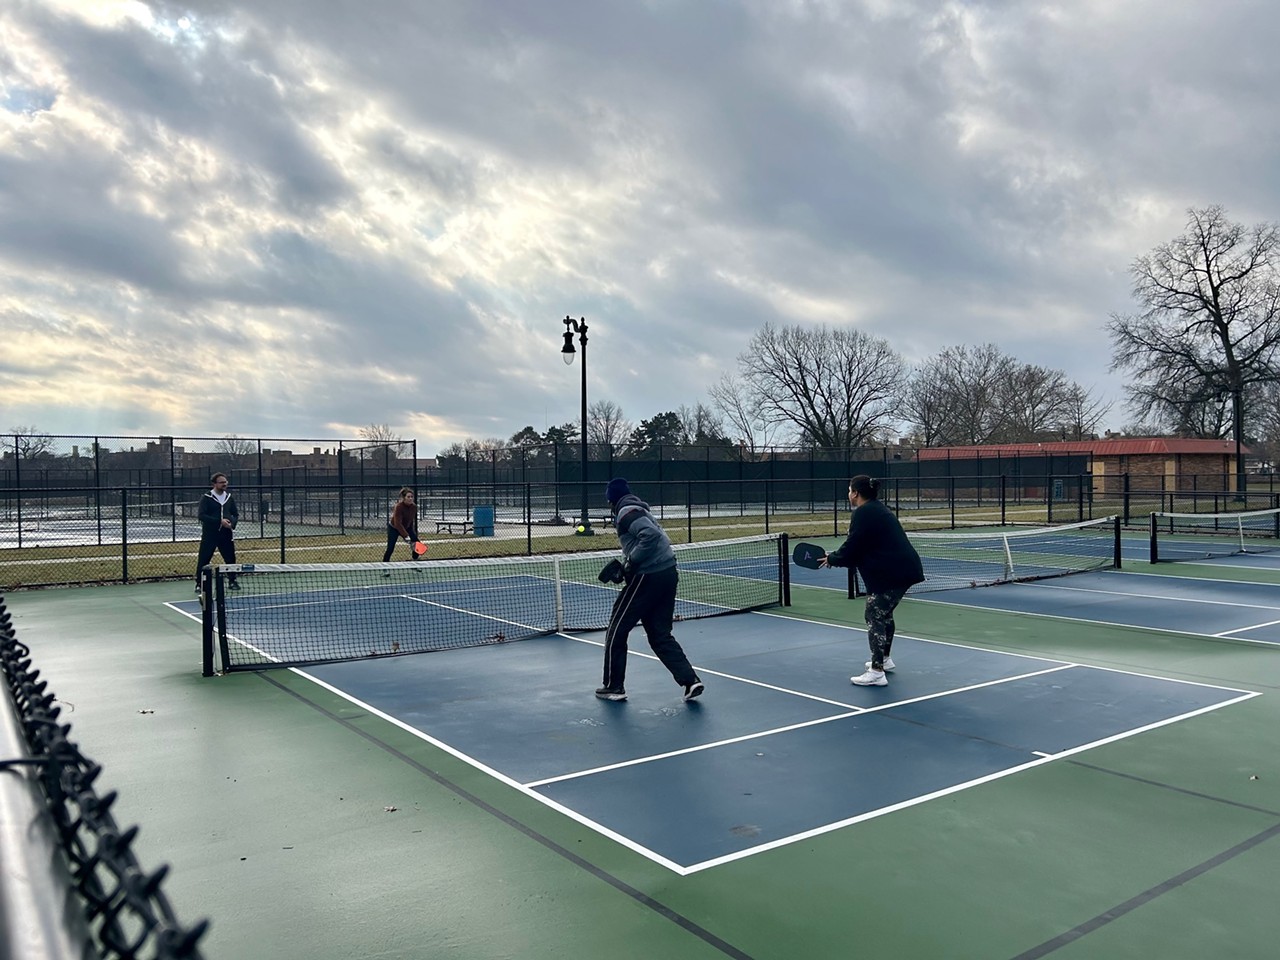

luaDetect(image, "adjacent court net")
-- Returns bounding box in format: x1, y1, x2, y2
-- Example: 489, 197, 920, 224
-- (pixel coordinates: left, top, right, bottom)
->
1149, 507, 1280, 563
857, 516, 1120, 595
201, 534, 786, 673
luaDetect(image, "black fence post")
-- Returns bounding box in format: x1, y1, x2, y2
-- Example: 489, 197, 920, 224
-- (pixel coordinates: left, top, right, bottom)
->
833, 478, 840, 536
120, 487, 128, 584
686, 480, 693, 543
279, 485, 286, 562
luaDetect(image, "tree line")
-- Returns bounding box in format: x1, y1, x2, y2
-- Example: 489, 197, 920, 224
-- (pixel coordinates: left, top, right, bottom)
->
435, 331, 1113, 463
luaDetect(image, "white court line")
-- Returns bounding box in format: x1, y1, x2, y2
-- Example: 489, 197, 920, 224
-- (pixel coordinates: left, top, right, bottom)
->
1022, 579, 1280, 611
290, 667, 690, 875
913, 590, 1280, 648
1215, 618, 1280, 638
1118, 568, 1280, 587
684, 687, 1260, 874
523, 663, 1076, 789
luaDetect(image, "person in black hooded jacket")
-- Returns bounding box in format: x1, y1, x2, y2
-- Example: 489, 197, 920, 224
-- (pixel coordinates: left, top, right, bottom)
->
822, 474, 924, 686
195, 472, 239, 593
595, 477, 703, 703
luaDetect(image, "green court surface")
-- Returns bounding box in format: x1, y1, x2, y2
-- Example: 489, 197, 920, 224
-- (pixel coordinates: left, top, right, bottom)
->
5, 553, 1279, 960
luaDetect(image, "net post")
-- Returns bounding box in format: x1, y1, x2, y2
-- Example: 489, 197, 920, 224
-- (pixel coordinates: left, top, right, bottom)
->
1112, 515, 1121, 568
779, 533, 791, 607
215, 571, 230, 671
525, 483, 533, 555
1149, 512, 1158, 563
553, 557, 565, 633
200, 568, 214, 677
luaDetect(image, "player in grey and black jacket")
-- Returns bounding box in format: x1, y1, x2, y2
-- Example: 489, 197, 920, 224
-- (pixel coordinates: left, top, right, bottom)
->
596, 478, 703, 703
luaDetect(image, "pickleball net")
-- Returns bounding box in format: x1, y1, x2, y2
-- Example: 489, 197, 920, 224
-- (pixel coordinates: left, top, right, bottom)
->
851, 516, 1121, 596
201, 534, 787, 673
1149, 507, 1280, 562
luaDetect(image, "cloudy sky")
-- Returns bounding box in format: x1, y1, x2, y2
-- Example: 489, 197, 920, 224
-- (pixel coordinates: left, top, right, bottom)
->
2, 0, 1277, 454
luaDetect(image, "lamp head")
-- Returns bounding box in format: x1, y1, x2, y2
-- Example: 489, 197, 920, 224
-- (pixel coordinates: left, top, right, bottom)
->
561, 329, 576, 364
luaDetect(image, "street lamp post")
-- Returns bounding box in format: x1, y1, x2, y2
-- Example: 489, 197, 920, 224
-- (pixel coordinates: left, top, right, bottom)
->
561, 316, 594, 535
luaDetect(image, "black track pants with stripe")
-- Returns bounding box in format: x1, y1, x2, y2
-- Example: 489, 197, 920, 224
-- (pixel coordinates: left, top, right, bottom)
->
601, 565, 698, 689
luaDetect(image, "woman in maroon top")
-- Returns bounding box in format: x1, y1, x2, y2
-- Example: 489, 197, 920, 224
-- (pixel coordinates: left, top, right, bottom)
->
382, 487, 419, 561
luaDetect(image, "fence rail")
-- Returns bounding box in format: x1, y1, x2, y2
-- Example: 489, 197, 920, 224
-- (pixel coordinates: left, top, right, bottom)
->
4, 474, 1277, 590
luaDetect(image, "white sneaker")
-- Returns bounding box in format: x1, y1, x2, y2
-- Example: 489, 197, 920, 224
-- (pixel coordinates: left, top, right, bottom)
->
851, 669, 888, 686
865, 658, 895, 672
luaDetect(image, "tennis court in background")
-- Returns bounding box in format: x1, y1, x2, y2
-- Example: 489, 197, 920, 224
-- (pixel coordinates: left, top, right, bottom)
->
7, 520, 1280, 959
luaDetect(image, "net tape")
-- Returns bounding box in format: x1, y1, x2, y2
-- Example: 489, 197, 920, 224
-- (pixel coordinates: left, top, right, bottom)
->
899, 515, 1119, 593
1149, 506, 1280, 562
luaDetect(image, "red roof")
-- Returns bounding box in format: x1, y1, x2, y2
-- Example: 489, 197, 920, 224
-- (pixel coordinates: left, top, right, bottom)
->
916, 438, 1244, 460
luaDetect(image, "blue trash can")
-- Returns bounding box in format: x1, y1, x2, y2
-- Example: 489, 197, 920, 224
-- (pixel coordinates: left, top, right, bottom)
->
473, 505, 495, 537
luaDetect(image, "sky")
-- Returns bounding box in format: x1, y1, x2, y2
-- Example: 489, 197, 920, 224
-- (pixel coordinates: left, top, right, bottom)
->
2, 0, 1278, 456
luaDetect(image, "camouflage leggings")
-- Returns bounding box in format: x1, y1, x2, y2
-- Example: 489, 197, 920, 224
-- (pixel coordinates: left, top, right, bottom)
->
864, 588, 908, 668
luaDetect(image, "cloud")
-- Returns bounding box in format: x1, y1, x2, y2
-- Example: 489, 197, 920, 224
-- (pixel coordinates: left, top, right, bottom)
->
2, 0, 1278, 451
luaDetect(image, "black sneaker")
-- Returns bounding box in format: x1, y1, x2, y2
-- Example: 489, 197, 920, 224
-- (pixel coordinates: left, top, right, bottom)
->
229, 581, 241, 591
595, 686, 627, 701
683, 681, 705, 702
194, 585, 201, 594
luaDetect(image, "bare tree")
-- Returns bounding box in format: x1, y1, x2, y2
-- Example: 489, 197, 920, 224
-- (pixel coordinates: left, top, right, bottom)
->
1248, 381, 1280, 470
359, 423, 401, 443
903, 346, 1105, 444
898, 371, 953, 447
1108, 205, 1280, 491
214, 435, 255, 456
1056, 384, 1113, 440
910, 344, 1014, 445
675, 403, 729, 444
8, 425, 55, 458
587, 400, 632, 457
996, 363, 1070, 441
708, 374, 780, 456
736, 323, 906, 453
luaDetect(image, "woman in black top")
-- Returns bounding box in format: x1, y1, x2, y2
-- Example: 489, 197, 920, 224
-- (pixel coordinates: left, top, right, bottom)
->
822, 475, 924, 686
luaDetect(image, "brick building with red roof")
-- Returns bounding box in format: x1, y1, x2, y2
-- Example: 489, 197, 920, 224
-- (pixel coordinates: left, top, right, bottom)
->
917, 437, 1245, 494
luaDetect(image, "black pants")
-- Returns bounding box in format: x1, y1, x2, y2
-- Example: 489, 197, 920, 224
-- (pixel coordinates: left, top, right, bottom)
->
602, 566, 698, 689
195, 529, 237, 584
383, 524, 417, 562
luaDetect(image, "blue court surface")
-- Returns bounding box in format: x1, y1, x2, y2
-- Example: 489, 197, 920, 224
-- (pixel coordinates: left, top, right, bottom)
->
917, 569, 1280, 645
288, 610, 1254, 874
